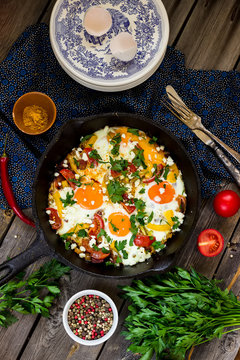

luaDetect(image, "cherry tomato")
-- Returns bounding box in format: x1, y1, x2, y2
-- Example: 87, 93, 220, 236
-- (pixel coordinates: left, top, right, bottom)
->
128, 162, 137, 173
143, 164, 163, 184
197, 229, 224, 257
84, 148, 98, 167
60, 169, 77, 189
46, 208, 62, 230
111, 169, 121, 178
134, 234, 156, 247
213, 190, 240, 217
89, 213, 104, 237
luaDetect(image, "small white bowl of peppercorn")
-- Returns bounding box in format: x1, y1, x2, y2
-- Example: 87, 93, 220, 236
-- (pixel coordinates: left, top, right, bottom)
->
62, 289, 118, 345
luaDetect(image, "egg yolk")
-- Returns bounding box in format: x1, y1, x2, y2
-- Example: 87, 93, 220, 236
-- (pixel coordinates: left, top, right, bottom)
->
108, 212, 131, 237
148, 181, 175, 204
74, 183, 103, 210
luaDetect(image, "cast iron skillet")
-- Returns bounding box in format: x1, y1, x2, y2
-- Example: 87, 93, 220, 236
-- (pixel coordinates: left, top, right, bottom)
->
0, 113, 200, 285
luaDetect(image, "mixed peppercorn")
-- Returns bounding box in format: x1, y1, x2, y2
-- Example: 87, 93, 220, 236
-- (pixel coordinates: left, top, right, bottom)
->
67, 294, 114, 340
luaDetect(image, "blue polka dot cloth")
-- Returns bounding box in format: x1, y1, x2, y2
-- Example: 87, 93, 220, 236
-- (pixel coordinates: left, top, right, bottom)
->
0, 24, 239, 209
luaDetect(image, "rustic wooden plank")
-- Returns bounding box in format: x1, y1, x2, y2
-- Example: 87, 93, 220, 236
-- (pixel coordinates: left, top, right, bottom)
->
176, 0, 240, 70
20, 271, 131, 360
0, 209, 14, 245
0, 209, 46, 360
190, 221, 240, 360
162, 0, 196, 45
0, 0, 49, 61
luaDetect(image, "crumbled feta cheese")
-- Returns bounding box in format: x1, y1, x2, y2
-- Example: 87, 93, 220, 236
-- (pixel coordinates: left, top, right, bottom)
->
109, 176, 113, 180
58, 182, 62, 186
75, 174, 80, 179
166, 157, 174, 166
89, 238, 96, 247
156, 147, 160, 152
46, 210, 51, 215
151, 167, 155, 173
102, 188, 106, 194
159, 188, 165, 194
72, 233, 77, 239
154, 196, 161, 202
49, 220, 55, 224
82, 152, 88, 161
79, 253, 85, 258
148, 154, 152, 161
63, 159, 68, 164
84, 198, 87, 202
91, 200, 95, 205
162, 158, 167, 163
122, 133, 126, 138
78, 147, 82, 152
80, 246, 86, 252
90, 224, 95, 228
63, 164, 68, 168
71, 243, 77, 249
54, 172, 59, 177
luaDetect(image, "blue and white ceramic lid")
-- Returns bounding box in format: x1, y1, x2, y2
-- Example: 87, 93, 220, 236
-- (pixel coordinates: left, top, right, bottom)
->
50, 0, 169, 87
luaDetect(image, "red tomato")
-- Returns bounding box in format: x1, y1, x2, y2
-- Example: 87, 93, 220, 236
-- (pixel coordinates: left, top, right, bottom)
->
213, 190, 240, 217
111, 169, 121, 178
134, 234, 156, 247
46, 208, 62, 230
84, 148, 98, 167
197, 229, 224, 257
60, 169, 77, 189
82, 238, 110, 261
89, 213, 104, 237
143, 164, 163, 184
128, 162, 137, 173
121, 193, 136, 214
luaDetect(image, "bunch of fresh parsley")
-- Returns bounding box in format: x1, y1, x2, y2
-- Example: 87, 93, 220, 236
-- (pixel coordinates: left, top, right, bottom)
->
0, 259, 70, 328
121, 267, 240, 360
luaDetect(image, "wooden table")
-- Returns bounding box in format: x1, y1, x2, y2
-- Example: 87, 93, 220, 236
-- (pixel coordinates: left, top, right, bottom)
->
0, 1, 240, 359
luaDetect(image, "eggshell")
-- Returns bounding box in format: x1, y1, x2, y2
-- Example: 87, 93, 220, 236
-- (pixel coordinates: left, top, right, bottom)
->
83, 6, 112, 37
110, 32, 137, 62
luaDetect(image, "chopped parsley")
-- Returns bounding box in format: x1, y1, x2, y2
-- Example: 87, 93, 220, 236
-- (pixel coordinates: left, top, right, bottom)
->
116, 255, 122, 264
97, 228, 112, 243
131, 170, 141, 179
101, 247, 110, 254
69, 178, 82, 187
110, 133, 122, 156
132, 147, 147, 169
110, 220, 119, 232
122, 250, 128, 259
127, 128, 139, 136
60, 191, 76, 207
73, 157, 79, 167
65, 241, 71, 250
152, 241, 165, 250
163, 165, 170, 180
149, 136, 158, 144
77, 229, 87, 238
60, 231, 74, 240
110, 157, 128, 173
171, 216, 181, 230
115, 240, 127, 252
88, 149, 108, 164
139, 188, 145, 194
93, 244, 100, 251
80, 134, 92, 143
134, 198, 146, 211
107, 180, 127, 203
148, 211, 154, 223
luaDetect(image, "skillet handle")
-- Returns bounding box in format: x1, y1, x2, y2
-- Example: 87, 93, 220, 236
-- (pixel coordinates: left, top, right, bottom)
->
0, 232, 52, 286
149, 254, 176, 274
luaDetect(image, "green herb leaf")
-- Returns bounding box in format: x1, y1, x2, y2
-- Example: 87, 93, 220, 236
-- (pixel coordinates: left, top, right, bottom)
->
80, 134, 92, 143
73, 157, 79, 167
139, 188, 145, 194
115, 240, 127, 252
149, 136, 158, 144
163, 165, 170, 180
127, 128, 139, 136
107, 180, 127, 203
132, 147, 147, 169
110, 220, 119, 232
97, 228, 113, 243
60, 191, 76, 207
77, 229, 87, 238
110, 133, 122, 156
101, 247, 110, 254
110, 157, 128, 173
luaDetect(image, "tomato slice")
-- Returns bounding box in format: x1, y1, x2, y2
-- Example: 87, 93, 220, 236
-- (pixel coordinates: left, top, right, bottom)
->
128, 162, 137, 173
143, 164, 163, 184
60, 169, 77, 189
111, 169, 121, 178
197, 229, 224, 257
121, 193, 136, 214
84, 148, 98, 167
89, 213, 105, 237
82, 238, 110, 261
46, 208, 62, 230
134, 234, 156, 247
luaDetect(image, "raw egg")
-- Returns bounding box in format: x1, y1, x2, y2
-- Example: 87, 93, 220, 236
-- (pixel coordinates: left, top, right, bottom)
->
83, 6, 112, 37
148, 182, 175, 204
108, 212, 131, 237
75, 183, 103, 209
110, 32, 137, 62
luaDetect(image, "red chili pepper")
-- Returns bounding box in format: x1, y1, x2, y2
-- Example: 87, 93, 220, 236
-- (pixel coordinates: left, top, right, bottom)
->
0, 134, 35, 227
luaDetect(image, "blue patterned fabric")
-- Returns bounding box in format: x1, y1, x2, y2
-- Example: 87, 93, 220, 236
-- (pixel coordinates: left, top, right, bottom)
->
0, 24, 239, 209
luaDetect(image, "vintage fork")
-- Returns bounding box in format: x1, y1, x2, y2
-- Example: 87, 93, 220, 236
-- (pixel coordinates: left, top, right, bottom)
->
163, 85, 240, 164
161, 85, 240, 187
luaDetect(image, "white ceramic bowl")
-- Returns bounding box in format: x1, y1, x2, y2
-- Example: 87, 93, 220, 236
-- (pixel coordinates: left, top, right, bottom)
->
50, 0, 169, 92
62, 289, 118, 345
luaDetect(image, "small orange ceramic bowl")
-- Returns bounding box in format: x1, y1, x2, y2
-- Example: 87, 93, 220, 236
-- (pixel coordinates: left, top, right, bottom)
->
13, 92, 56, 135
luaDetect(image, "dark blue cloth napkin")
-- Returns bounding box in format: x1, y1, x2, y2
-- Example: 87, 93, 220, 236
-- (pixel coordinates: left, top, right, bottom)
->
0, 23, 239, 209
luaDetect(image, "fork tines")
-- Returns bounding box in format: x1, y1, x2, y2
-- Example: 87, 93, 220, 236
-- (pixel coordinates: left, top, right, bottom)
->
160, 92, 191, 123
